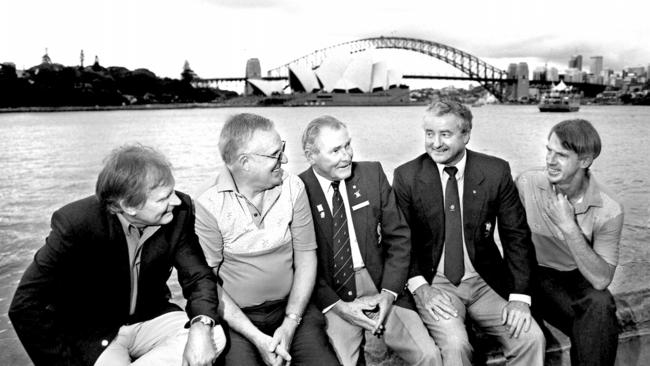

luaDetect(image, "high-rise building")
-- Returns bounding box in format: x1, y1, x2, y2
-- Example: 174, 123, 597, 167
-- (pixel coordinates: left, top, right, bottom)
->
506, 63, 518, 101
548, 67, 559, 82
516, 62, 529, 101
590, 56, 603, 79
569, 55, 582, 70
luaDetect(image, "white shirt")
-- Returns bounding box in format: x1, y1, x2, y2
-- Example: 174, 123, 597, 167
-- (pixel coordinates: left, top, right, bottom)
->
406, 152, 531, 305
313, 169, 398, 311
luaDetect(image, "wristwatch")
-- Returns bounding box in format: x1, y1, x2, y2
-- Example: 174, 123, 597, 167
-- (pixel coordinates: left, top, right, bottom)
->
190, 315, 215, 328
285, 313, 302, 325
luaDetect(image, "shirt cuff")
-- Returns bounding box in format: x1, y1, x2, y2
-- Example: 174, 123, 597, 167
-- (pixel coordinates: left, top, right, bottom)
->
508, 294, 531, 306
381, 289, 398, 302
407, 276, 428, 295
322, 300, 340, 314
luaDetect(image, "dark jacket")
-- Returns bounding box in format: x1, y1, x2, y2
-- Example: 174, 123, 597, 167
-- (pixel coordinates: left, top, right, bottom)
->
392, 150, 537, 299
8, 191, 220, 366
300, 162, 414, 310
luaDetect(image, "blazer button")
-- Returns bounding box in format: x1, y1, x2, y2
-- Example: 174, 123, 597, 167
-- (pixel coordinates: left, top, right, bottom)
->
101, 339, 109, 347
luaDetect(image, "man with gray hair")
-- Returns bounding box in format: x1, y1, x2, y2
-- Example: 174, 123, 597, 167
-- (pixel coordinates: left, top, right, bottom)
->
299, 115, 442, 366
393, 99, 545, 365
9, 144, 226, 366
194, 113, 339, 366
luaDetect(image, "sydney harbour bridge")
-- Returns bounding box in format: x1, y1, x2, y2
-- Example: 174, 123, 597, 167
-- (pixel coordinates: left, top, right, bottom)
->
193, 36, 604, 102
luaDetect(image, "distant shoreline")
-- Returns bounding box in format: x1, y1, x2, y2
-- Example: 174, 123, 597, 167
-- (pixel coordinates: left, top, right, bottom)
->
0, 103, 246, 114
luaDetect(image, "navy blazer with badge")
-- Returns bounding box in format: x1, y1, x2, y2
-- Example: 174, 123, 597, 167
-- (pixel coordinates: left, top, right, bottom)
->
392, 150, 536, 299
299, 161, 413, 310
9, 192, 220, 366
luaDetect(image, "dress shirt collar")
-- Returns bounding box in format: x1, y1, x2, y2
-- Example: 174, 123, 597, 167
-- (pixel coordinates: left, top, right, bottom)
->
535, 169, 602, 213
435, 149, 467, 181
312, 168, 343, 196
115, 213, 159, 239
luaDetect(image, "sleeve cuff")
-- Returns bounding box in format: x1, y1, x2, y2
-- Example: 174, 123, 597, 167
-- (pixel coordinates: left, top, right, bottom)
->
407, 276, 428, 295
508, 294, 531, 306
381, 289, 398, 302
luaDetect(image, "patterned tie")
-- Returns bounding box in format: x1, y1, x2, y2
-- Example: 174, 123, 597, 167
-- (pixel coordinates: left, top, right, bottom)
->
443, 166, 464, 286
331, 181, 356, 301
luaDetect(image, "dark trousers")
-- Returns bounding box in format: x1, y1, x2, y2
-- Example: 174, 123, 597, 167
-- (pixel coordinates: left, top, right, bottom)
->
534, 266, 619, 366
219, 299, 340, 366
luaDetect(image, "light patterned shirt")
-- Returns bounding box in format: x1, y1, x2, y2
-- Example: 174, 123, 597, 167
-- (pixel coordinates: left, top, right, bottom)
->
516, 168, 623, 271
194, 167, 316, 308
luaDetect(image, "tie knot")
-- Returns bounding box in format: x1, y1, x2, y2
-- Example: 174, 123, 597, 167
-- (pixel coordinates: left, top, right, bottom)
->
331, 181, 341, 191
444, 166, 458, 177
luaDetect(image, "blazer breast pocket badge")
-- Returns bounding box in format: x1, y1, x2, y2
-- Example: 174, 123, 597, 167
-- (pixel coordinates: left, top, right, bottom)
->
352, 200, 370, 211
482, 221, 492, 237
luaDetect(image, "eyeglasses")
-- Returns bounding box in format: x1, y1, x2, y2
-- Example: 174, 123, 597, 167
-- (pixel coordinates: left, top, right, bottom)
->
248, 140, 286, 166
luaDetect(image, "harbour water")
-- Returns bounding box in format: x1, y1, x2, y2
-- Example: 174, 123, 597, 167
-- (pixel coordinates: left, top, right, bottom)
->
0, 105, 648, 364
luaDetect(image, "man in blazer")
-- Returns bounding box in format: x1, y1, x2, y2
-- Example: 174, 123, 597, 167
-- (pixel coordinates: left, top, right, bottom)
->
299, 116, 441, 366
9, 144, 225, 366
392, 100, 545, 366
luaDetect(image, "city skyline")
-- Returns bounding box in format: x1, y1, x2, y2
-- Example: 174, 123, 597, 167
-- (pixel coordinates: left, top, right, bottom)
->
2, 0, 648, 81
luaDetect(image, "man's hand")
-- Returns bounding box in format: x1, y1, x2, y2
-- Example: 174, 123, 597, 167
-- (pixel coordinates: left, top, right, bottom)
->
271, 319, 298, 365
501, 300, 532, 338
182, 322, 220, 366
332, 299, 379, 332
359, 292, 394, 336
252, 332, 288, 366
544, 191, 578, 232
413, 284, 458, 321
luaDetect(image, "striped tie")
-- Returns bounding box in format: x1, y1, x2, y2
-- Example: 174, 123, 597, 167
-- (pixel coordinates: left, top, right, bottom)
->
331, 181, 356, 301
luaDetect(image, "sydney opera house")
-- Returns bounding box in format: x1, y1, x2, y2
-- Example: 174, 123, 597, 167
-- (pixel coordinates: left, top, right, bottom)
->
246, 54, 411, 106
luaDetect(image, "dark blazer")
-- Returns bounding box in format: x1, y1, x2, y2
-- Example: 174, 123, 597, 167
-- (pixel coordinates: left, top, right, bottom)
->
8, 192, 220, 366
392, 150, 536, 299
300, 162, 413, 310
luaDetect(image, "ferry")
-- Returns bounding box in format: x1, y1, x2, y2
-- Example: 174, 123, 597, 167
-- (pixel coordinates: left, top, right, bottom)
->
538, 81, 581, 112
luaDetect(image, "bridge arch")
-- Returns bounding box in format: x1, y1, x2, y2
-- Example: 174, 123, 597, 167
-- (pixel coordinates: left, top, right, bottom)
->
267, 36, 509, 100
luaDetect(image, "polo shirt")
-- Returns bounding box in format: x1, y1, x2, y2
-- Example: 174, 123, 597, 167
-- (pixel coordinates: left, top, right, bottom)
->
194, 167, 317, 308
516, 168, 624, 271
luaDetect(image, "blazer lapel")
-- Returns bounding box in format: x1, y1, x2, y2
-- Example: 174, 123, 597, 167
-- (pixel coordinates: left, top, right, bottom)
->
416, 157, 445, 239
303, 169, 334, 251
106, 212, 132, 314
462, 150, 486, 263
345, 166, 368, 260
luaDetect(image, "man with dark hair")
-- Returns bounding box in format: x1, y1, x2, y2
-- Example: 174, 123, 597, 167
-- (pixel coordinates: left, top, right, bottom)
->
9, 144, 225, 366
393, 100, 545, 365
516, 119, 623, 366
299, 115, 442, 366
194, 113, 339, 366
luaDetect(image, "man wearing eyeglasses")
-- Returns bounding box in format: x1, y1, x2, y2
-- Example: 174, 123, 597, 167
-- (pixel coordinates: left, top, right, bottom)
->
193, 113, 339, 366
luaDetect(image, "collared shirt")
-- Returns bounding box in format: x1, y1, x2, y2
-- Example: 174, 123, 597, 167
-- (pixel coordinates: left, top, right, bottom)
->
312, 170, 365, 269
194, 167, 317, 308
116, 214, 160, 315
408, 152, 531, 305
312, 169, 398, 311
516, 168, 623, 271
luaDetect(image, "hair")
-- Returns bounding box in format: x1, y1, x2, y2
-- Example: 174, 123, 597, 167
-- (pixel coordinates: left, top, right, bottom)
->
425, 99, 473, 133
302, 115, 347, 154
219, 113, 275, 164
96, 144, 174, 213
549, 119, 601, 160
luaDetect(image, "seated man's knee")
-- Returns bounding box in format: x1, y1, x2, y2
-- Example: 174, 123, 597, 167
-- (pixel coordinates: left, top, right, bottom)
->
583, 289, 615, 311
519, 322, 546, 350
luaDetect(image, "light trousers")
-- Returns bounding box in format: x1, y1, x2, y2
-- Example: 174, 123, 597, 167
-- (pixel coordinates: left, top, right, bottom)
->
416, 274, 545, 366
94, 311, 226, 366
325, 268, 442, 366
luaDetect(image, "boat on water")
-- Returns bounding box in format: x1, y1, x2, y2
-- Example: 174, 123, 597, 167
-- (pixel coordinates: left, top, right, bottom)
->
538, 80, 581, 112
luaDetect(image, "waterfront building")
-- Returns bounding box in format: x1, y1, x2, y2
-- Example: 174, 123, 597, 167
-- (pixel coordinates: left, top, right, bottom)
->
516, 62, 530, 101
548, 67, 559, 82
506, 63, 518, 100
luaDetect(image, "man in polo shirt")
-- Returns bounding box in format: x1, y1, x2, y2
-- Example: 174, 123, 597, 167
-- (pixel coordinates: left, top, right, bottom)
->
194, 113, 339, 366
516, 119, 623, 366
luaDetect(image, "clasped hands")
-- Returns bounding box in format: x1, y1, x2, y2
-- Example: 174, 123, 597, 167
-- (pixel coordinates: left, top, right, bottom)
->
333, 292, 393, 337
414, 285, 533, 338
254, 319, 297, 366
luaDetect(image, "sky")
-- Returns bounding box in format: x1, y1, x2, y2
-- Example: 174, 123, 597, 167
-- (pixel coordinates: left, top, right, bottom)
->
2, 0, 649, 86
